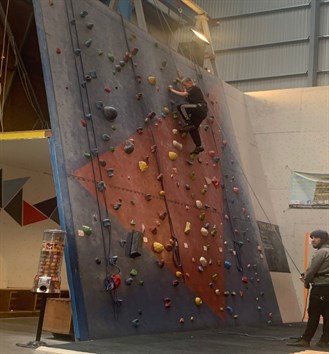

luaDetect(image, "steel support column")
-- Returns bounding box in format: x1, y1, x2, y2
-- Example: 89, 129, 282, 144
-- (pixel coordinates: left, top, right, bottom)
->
308, 0, 320, 86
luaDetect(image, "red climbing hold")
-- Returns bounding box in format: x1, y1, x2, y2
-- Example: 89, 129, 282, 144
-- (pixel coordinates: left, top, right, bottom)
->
56, 48, 61, 54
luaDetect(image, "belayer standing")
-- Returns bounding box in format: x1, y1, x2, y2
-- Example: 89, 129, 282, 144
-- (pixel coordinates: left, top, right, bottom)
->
168, 77, 208, 155
287, 229, 329, 348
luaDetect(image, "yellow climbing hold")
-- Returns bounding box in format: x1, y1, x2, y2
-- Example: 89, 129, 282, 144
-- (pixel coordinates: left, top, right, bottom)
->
168, 151, 178, 161
147, 76, 156, 85
163, 107, 170, 114
175, 271, 183, 278
195, 297, 202, 306
184, 221, 191, 235
153, 241, 164, 253
195, 200, 203, 209
159, 190, 166, 196
138, 161, 148, 172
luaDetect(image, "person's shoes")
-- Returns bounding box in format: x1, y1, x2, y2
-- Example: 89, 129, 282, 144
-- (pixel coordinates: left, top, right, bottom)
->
180, 124, 195, 133
190, 146, 204, 155
286, 338, 310, 347
316, 341, 329, 348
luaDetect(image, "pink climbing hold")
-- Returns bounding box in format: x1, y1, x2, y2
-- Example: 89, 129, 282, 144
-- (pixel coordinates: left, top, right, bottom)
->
233, 187, 240, 194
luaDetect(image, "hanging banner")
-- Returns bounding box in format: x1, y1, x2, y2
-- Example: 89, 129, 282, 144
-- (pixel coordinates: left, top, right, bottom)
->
289, 172, 329, 208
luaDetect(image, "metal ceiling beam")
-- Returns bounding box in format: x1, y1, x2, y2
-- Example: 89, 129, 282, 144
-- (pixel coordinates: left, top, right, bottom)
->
308, 0, 320, 86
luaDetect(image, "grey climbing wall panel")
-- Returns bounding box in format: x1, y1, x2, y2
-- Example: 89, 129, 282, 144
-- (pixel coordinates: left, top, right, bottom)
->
33, 0, 284, 340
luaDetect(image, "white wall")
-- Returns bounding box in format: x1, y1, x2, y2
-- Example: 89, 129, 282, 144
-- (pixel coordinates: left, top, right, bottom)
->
0, 161, 68, 290
245, 86, 329, 311
222, 81, 301, 322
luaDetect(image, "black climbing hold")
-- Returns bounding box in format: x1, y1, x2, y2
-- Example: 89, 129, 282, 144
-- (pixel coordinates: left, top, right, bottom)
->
125, 277, 133, 285
115, 65, 121, 72
102, 219, 111, 228
119, 60, 125, 67
103, 106, 118, 121
80, 10, 88, 18
86, 22, 94, 29
124, 140, 134, 154
95, 258, 101, 265
97, 181, 106, 192
95, 101, 104, 109
132, 319, 140, 327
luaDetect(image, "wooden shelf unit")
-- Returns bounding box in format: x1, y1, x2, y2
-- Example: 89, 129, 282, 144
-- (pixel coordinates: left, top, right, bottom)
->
0, 288, 69, 318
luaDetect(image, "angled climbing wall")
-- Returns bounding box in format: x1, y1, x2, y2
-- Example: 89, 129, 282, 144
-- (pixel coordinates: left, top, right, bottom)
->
33, 0, 285, 340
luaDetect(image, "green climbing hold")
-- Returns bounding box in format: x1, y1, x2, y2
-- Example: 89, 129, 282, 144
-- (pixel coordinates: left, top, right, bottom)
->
84, 38, 92, 48
107, 53, 115, 62
130, 269, 138, 276
82, 225, 92, 236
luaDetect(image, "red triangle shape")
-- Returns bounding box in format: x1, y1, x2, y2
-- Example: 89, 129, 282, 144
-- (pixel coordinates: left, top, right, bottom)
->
23, 201, 48, 225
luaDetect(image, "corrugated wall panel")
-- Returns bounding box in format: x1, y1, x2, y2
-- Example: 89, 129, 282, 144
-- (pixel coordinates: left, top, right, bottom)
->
319, 3, 329, 35
195, 0, 308, 18
217, 43, 308, 81
235, 76, 307, 92
212, 9, 309, 49
318, 39, 329, 71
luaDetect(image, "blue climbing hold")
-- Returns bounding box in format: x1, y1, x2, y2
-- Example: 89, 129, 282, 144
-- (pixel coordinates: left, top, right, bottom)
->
224, 260, 231, 269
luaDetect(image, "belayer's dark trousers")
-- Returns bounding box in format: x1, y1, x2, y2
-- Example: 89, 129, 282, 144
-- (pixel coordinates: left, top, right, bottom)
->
302, 285, 329, 343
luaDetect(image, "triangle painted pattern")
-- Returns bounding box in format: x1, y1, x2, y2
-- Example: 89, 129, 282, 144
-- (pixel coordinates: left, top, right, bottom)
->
1, 170, 59, 226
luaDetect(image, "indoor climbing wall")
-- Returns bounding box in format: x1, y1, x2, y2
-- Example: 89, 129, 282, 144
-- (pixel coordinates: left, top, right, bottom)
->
33, 0, 283, 340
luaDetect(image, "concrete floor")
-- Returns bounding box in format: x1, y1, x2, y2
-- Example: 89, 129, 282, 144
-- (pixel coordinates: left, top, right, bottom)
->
1, 317, 329, 354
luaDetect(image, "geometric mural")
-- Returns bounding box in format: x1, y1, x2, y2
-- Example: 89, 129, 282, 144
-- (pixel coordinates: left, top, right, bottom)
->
0, 168, 58, 226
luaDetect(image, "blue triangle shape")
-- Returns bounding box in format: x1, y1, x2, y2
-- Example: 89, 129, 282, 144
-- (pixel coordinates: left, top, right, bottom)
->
3, 177, 30, 208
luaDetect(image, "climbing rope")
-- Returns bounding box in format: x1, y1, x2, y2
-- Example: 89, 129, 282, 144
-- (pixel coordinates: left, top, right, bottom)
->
64, 0, 118, 302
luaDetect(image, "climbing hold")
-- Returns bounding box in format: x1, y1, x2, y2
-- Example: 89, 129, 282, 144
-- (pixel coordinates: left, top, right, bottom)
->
102, 219, 111, 228
159, 190, 166, 196
95, 258, 101, 265
107, 168, 114, 177
132, 319, 140, 327
56, 48, 61, 54
99, 160, 106, 167
119, 60, 125, 67
172, 140, 183, 151
97, 181, 106, 192
124, 140, 135, 154
195, 200, 203, 209
257, 306, 262, 311
153, 242, 164, 253
224, 260, 231, 269
184, 184, 190, 191
226, 306, 233, 313
179, 317, 185, 324
113, 202, 121, 210
159, 212, 167, 220
234, 314, 239, 319
168, 151, 178, 161
125, 277, 133, 285
86, 22, 94, 29
136, 93, 143, 100
200, 227, 208, 237
184, 222, 191, 235
130, 269, 138, 276
242, 276, 248, 284
198, 266, 204, 272
104, 87, 111, 93
102, 133, 110, 141
223, 291, 230, 296
215, 289, 220, 295
82, 225, 92, 236
131, 47, 139, 56
164, 298, 172, 308
107, 53, 115, 62
80, 10, 88, 17
233, 187, 240, 194
165, 243, 173, 251
172, 279, 179, 287
145, 194, 152, 201
212, 177, 220, 188
80, 120, 87, 127
147, 76, 156, 85
163, 107, 170, 114
103, 106, 118, 121
199, 257, 208, 267
172, 128, 178, 135
84, 38, 92, 48
212, 274, 219, 281
156, 260, 164, 268
138, 161, 148, 172
97, 49, 103, 56
175, 271, 183, 278
199, 213, 205, 221
194, 297, 202, 306
115, 65, 121, 72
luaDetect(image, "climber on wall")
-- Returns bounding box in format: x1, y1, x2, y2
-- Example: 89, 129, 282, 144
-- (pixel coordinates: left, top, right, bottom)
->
168, 77, 208, 155
287, 229, 329, 348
